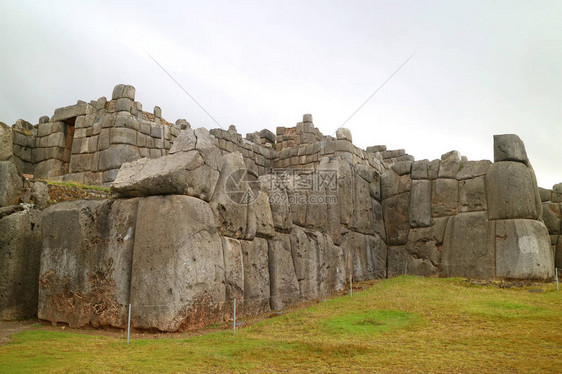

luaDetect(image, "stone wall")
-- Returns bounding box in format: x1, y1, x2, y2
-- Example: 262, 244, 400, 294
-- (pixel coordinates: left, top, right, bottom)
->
0, 83, 559, 331
383, 135, 553, 280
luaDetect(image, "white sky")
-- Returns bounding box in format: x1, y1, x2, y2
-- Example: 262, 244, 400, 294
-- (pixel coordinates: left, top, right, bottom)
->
0, 0, 560, 187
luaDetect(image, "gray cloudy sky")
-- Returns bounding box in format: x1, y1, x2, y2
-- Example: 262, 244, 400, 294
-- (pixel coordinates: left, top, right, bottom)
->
1, 0, 560, 187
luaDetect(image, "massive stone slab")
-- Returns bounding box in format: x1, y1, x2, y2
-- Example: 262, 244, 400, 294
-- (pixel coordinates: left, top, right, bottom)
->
39, 199, 138, 328
493, 134, 528, 164
0, 161, 22, 207
343, 231, 387, 280
211, 152, 256, 239
495, 219, 553, 280
486, 161, 541, 220
241, 238, 270, 314
442, 212, 496, 279
459, 176, 487, 212
438, 150, 461, 178
382, 192, 410, 245
457, 160, 491, 180
111, 150, 219, 201
542, 202, 561, 236
432, 178, 459, 217
221, 237, 244, 313
409, 179, 432, 228
268, 234, 300, 310
259, 174, 292, 232
0, 122, 12, 161
0, 208, 42, 320
130, 195, 225, 331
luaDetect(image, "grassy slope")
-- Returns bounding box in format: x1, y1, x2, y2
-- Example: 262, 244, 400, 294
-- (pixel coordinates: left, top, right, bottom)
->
0, 276, 560, 373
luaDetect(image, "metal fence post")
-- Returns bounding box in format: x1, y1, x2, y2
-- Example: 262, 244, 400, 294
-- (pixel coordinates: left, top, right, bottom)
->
556, 268, 559, 291
127, 303, 131, 344
233, 298, 237, 334
350, 274, 353, 297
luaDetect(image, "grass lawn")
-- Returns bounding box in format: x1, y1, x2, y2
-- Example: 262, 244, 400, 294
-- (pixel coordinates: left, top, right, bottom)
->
1, 276, 560, 373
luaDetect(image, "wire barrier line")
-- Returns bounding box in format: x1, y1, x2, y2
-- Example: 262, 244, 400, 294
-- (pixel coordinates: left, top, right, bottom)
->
144, 49, 225, 130
335, 51, 416, 133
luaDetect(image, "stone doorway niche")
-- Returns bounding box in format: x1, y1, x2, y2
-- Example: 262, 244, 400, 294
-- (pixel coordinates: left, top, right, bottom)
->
60, 117, 75, 175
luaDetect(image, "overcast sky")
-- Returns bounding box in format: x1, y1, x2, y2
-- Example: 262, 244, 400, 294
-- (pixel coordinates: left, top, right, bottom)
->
1, 0, 560, 187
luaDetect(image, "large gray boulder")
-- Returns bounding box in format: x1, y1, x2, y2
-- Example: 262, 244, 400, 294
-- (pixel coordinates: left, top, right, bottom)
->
542, 202, 561, 235
0, 161, 22, 207
343, 231, 387, 280
169, 127, 221, 170
289, 227, 346, 300
259, 174, 292, 232
130, 195, 225, 331
438, 150, 462, 178
39, 199, 137, 328
432, 178, 459, 217
553, 183, 562, 203
241, 238, 270, 314
268, 234, 300, 310
382, 192, 410, 245
0, 208, 42, 320
210, 152, 256, 239
111, 150, 219, 202
457, 160, 491, 180
409, 180, 432, 228
495, 219, 553, 280
0, 122, 13, 161
459, 176, 487, 212
381, 170, 411, 200
221, 238, 245, 308
442, 212, 496, 279
493, 134, 528, 164
486, 161, 541, 220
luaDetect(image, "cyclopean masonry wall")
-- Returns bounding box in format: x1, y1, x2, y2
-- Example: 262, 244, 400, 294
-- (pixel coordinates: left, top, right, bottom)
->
0, 84, 558, 330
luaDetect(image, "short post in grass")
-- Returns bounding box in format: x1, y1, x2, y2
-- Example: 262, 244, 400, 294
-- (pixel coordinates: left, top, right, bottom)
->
127, 303, 131, 344
233, 298, 237, 334
556, 268, 559, 291
350, 274, 353, 297
404, 260, 408, 275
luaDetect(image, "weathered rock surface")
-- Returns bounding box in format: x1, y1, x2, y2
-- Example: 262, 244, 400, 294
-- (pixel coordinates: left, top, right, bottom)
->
553, 183, 562, 203
268, 234, 300, 310
486, 161, 541, 220
409, 180, 432, 228
343, 231, 387, 280
442, 212, 496, 279
438, 150, 462, 178
130, 195, 225, 331
39, 199, 138, 328
383, 192, 410, 245
241, 238, 270, 314
459, 176, 487, 212
456, 160, 491, 180
211, 152, 256, 239
432, 178, 458, 217
494, 134, 528, 164
259, 174, 292, 232
222, 237, 244, 308
0, 161, 22, 207
495, 219, 553, 280
0, 208, 42, 320
111, 150, 219, 201
0, 122, 13, 161
542, 203, 561, 235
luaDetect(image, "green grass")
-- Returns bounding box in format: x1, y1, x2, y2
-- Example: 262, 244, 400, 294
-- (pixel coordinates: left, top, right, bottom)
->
1, 276, 560, 373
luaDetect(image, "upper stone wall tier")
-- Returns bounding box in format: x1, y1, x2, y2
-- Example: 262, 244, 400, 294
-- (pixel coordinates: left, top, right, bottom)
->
382, 134, 554, 280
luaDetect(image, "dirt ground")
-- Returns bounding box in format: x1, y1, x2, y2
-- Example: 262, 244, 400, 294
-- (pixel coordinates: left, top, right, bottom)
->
0, 320, 39, 345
